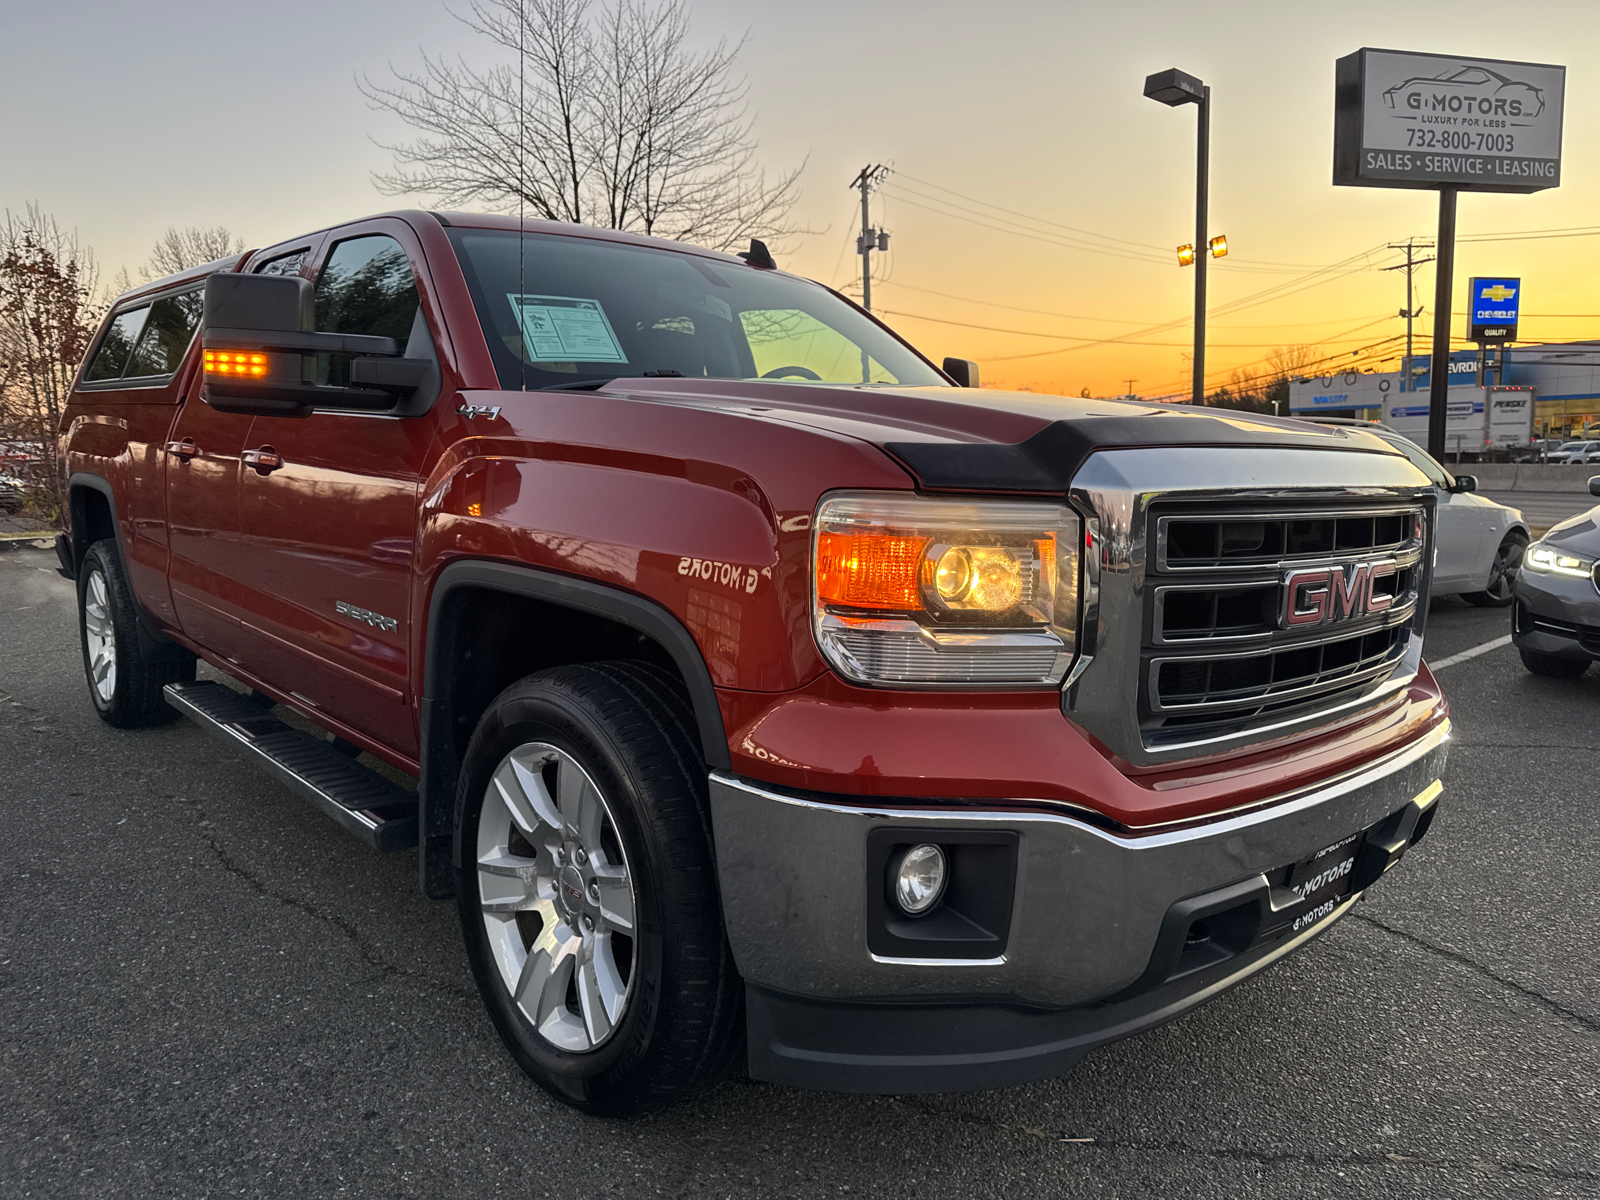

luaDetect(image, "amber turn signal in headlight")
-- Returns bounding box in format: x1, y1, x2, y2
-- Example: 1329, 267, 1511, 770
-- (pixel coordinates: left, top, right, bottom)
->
812, 493, 1080, 688
204, 349, 269, 378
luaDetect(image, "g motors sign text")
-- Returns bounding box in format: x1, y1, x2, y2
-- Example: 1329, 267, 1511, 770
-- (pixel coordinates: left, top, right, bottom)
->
1334, 49, 1564, 192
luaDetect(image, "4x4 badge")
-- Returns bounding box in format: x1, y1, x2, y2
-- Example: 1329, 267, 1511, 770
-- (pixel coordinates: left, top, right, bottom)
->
335, 601, 398, 632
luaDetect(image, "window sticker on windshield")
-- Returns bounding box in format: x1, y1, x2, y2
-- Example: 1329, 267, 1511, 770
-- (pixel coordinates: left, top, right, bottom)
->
507, 294, 628, 363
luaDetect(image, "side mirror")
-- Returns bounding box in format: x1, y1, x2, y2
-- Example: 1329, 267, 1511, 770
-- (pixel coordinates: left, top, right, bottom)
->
200, 273, 429, 417
942, 357, 980, 388
1451, 474, 1478, 493
1588, 476, 1600, 498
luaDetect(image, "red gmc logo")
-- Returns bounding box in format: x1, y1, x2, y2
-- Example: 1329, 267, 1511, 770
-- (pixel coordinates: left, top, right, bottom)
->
1283, 559, 1397, 629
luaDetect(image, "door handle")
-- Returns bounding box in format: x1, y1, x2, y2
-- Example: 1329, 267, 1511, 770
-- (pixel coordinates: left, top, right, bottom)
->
163, 439, 200, 460
241, 446, 284, 475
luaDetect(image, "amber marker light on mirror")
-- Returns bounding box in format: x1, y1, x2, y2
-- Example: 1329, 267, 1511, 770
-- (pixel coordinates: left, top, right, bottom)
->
204, 349, 269, 378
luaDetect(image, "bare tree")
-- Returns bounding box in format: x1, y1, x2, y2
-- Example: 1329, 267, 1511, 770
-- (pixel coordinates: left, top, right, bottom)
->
0, 204, 103, 518
360, 0, 801, 251
139, 225, 246, 281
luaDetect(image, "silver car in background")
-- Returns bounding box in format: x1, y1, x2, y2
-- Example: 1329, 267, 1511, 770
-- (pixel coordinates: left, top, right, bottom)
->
1308, 420, 1529, 606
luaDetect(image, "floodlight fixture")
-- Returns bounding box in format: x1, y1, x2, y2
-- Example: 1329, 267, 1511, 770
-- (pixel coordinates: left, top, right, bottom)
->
1177, 244, 1196, 267
1143, 68, 1205, 107
1209, 235, 1228, 258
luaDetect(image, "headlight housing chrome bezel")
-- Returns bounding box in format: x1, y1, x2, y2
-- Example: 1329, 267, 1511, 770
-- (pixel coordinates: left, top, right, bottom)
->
811, 491, 1082, 688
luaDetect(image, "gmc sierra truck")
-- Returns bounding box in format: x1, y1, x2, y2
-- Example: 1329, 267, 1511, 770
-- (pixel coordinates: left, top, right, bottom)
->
58, 210, 1449, 1115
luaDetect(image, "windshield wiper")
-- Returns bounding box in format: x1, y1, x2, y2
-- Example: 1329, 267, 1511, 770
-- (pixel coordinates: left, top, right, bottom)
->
538, 370, 684, 391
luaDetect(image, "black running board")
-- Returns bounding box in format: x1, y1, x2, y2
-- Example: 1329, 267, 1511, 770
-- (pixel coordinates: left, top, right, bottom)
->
164, 680, 418, 851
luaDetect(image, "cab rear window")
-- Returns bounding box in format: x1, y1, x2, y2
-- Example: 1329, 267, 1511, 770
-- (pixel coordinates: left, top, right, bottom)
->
82, 288, 203, 384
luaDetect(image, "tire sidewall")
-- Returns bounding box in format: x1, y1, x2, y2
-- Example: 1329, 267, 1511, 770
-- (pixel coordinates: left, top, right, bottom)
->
78, 543, 129, 720
456, 683, 672, 1110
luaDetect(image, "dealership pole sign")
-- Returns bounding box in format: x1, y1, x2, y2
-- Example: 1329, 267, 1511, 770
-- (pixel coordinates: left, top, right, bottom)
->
1333, 47, 1563, 460
1335, 50, 1565, 191
1469, 277, 1520, 343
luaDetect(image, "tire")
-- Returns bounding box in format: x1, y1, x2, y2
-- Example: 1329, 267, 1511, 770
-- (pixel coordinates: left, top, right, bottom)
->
77, 539, 196, 727
1464, 532, 1528, 608
455, 661, 742, 1116
1519, 648, 1590, 679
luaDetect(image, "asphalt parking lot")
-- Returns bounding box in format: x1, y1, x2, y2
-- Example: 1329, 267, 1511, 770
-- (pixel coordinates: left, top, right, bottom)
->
1, 546, 1596, 1199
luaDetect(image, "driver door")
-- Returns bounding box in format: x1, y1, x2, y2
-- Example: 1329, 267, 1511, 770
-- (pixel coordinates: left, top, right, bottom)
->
229, 222, 449, 760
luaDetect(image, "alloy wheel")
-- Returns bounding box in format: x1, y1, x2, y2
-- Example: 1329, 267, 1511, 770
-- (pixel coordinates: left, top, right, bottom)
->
83, 568, 117, 703
476, 742, 637, 1053
1484, 540, 1521, 602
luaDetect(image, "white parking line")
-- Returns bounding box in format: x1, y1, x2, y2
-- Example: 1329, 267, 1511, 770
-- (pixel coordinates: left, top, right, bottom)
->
1428, 634, 1513, 672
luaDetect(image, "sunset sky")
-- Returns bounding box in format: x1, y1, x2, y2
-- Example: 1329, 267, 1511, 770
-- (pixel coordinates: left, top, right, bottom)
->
4, 0, 1599, 398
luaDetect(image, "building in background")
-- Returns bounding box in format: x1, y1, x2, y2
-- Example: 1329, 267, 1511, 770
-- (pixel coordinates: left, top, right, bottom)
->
1289, 340, 1600, 452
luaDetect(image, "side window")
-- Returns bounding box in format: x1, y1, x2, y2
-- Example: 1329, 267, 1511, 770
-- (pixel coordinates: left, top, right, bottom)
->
125, 291, 203, 378
84, 307, 150, 381
254, 248, 309, 277
315, 236, 419, 342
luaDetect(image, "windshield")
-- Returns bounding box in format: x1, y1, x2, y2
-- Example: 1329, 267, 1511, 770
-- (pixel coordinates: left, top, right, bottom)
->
447, 229, 946, 391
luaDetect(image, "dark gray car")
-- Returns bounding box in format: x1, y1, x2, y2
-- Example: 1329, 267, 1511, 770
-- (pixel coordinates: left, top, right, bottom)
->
1512, 477, 1600, 678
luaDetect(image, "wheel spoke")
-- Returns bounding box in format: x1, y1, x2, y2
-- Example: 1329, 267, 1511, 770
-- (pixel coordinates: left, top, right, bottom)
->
592, 863, 634, 932
477, 853, 544, 913
577, 941, 625, 1045
557, 758, 603, 847
508, 752, 563, 831
488, 759, 542, 838
514, 917, 581, 1034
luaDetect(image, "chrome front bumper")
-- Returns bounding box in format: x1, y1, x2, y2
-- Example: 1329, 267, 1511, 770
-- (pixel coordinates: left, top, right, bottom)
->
710, 720, 1449, 1010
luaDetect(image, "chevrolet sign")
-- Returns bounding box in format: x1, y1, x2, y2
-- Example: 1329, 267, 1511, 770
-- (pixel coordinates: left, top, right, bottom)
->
1469, 276, 1521, 343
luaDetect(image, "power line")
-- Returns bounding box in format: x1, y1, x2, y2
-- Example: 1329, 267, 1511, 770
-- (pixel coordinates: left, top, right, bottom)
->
877, 307, 1397, 349
893, 171, 1173, 255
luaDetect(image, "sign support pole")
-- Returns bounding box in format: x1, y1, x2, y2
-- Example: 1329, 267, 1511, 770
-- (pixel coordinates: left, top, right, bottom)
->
1426, 186, 1457, 460
1192, 86, 1210, 406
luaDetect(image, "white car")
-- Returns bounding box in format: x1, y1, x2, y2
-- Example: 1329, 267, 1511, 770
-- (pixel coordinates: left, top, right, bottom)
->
1309, 421, 1530, 606
1548, 440, 1600, 464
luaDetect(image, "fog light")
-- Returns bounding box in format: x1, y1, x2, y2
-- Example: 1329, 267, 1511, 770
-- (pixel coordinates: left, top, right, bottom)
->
893, 843, 947, 916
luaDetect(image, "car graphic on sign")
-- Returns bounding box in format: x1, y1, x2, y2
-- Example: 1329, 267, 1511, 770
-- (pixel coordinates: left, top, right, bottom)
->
1382, 66, 1545, 120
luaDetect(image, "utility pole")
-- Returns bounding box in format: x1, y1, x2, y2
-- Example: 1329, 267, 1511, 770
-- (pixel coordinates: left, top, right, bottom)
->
1125, 379, 1137, 400
849, 165, 891, 312
1383, 239, 1434, 394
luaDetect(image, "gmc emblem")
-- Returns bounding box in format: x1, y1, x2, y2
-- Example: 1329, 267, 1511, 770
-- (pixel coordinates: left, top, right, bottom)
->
1282, 559, 1397, 629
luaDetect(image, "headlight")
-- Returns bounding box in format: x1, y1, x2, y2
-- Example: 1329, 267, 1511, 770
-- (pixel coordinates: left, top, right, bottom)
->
1524, 542, 1596, 579
812, 492, 1080, 687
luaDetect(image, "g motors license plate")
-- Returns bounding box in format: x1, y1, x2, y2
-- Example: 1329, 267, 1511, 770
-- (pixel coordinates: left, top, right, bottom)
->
1283, 832, 1363, 933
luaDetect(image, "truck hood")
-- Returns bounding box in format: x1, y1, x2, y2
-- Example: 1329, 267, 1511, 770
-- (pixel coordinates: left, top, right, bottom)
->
594, 378, 1404, 491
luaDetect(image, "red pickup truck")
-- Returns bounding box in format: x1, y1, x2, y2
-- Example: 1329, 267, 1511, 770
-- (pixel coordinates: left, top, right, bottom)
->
58, 210, 1449, 1115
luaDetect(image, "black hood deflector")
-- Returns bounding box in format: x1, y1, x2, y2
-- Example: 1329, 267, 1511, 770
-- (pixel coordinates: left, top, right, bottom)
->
885, 412, 1390, 494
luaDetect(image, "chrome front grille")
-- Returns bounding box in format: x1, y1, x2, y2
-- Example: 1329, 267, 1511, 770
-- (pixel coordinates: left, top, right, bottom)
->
1139, 502, 1424, 748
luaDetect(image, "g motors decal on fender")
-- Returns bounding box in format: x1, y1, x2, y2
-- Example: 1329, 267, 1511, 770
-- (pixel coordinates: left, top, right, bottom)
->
678, 557, 766, 595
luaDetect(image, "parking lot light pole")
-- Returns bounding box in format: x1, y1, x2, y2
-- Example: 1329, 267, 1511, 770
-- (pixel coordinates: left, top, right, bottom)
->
1144, 68, 1210, 406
